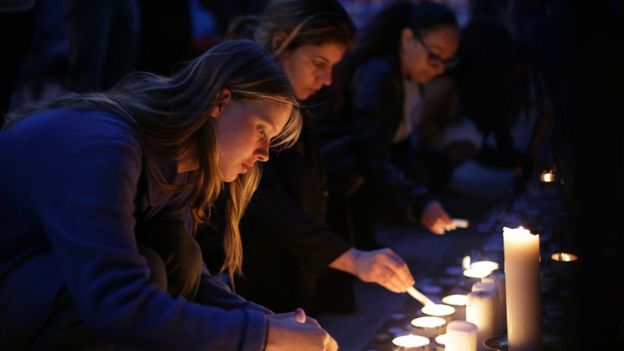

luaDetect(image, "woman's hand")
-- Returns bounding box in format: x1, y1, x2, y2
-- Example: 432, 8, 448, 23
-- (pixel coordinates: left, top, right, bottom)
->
420, 200, 453, 235
266, 308, 338, 351
330, 248, 415, 293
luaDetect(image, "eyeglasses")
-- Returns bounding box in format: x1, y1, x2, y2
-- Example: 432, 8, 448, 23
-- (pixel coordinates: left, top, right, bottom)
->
414, 33, 458, 70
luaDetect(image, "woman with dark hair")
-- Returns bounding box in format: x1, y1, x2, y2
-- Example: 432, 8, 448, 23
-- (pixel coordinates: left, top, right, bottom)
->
324, 0, 459, 250
0, 40, 338, 351
200, 0, 417, 315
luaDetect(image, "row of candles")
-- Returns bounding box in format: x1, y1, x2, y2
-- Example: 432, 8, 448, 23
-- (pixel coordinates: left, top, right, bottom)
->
391, 224, 578, 350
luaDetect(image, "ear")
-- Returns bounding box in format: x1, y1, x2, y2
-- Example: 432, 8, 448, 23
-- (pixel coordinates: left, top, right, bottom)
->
209, 88, 232, 119
271, 32, 288, 57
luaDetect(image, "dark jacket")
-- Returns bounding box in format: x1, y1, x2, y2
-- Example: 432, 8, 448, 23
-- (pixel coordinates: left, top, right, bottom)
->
199, 113, 352, 313
0, 108, 269, 351
323, 53, 433, 220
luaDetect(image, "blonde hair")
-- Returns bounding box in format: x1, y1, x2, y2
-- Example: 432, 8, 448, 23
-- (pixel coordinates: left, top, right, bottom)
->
5, 40, 302, 282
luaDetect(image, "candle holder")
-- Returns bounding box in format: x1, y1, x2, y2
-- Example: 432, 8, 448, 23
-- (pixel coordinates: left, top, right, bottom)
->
550, 252, 578, 283
434, 334, 447, 350
421, 304, 456, 322
411, 316, 447, 339
392, 334, 431, 350
441, 294, 467, 320
483, 335, 508, 351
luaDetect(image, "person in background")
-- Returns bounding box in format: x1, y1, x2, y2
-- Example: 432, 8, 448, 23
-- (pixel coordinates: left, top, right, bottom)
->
323, 0, 459, 251
0, 0, 37, 121
64, 0, 140, 92
1, 40, 339, 351
199, 0, 417, 315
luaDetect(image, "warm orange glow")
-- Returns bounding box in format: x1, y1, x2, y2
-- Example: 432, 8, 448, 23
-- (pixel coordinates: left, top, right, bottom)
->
551, 252, 578, 262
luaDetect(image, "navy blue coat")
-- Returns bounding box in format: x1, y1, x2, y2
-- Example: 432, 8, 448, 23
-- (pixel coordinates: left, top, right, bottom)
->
0, 108, 269, 350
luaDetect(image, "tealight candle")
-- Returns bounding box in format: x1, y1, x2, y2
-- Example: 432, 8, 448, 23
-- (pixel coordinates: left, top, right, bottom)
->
482, 273, 506, 334
392, 334, 430, 350
441, 294, 467, 320
470, 260, 499, 272
503, 226, 542, 351
539, 170, 555, 183
446, 320, 477, 351
421, 304, 456, 321
550, 251, 578, 282
411, 316, 447, 338
467, 289, 497, 351
435, 333, 447, 350
463, 267, 492, 279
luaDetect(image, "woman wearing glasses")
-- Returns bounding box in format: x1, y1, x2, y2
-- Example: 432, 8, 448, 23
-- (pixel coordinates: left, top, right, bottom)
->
322, 0, 460, 250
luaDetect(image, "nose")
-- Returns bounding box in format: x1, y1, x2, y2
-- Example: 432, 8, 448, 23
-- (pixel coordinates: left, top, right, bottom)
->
318, 68, 332, 87
254, 140, 270, 162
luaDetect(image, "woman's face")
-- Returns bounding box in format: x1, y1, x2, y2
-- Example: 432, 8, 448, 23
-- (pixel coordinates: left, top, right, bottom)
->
400, 25, 459, 84
215, 99, 293, 182
278, 41, 347, 100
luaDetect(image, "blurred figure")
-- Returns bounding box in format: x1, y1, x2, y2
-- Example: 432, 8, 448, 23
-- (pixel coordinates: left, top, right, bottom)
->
0, 0, 37, 120
324, 0, 459, 250
64, 0, 140, 92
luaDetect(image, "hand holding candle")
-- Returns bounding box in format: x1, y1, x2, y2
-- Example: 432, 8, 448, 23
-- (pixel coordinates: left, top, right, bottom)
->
330, 248, 415, 293
406, 286, 436, 306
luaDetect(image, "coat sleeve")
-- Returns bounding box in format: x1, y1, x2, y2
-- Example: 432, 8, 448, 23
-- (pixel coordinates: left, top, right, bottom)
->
31, 112, 267, 351
241, 160, 352, 278
346, 58, 434, 219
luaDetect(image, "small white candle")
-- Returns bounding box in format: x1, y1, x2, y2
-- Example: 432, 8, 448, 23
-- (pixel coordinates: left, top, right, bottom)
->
411, 316, 447, 338
472, 282, 500, 339
442, 294, 467, 320
435, 333, 447, 348
392, 334, 430, 350
482, 272, 506, 334
467, 289, 497, 351
446, 320, 477, 351
421, 304, 456, 321
470, 260, 499, 272
503, 226, 542, 351
463, 267, 492, 279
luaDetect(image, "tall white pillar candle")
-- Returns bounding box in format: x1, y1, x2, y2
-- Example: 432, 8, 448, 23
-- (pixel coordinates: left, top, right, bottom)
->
446, 320, 477, 351
466, 289, 497, 351
503, 226, 542, 351
482, 272, 506, 334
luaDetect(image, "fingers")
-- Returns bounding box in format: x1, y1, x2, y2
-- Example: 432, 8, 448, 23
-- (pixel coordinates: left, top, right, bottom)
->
378, 249, 415, 289
294, 308, 306, 323
356, 248, 416, 292
421, 201, 453, 235
325, 334, 339, 351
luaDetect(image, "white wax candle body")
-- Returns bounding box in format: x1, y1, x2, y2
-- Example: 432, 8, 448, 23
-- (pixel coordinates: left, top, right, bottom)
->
503, 227, 542, 351
466, 289, 497, 351
472, 281, 500, 336
482, 273, 507, 334
446, 320, 477, 351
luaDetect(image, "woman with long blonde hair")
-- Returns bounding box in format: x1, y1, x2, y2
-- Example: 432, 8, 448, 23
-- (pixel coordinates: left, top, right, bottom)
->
200, 0, 418, 316
0, 40, 337, 351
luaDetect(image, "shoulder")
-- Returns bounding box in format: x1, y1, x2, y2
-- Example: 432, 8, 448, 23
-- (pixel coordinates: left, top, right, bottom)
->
30, 107, 140, 151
